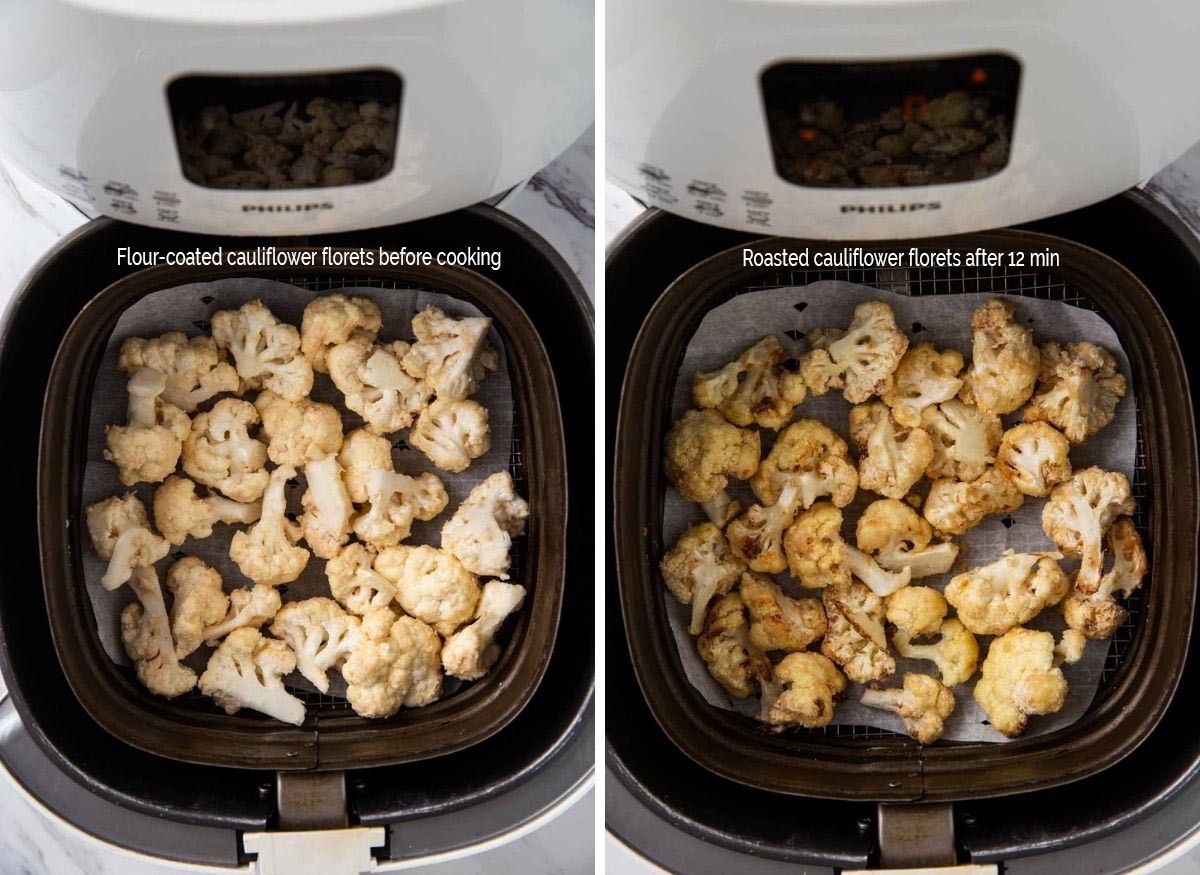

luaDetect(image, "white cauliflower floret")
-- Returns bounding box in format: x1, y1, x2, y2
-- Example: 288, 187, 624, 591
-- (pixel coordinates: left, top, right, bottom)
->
966, 298, 1039, 414
893, 618, 979, 687
85, 493, 170, 591
328, 335, 432, 434
924, 468, 1024, 535
881, 342, 964, 428
199, 627, 305, 725
727, 479, 804, 574
759, 652, 845, 728
1062, 517, 1147, 640
885, 586, 947, 638
409, 398, 491, 473
201, 583, 282, 643
849, 401, 934, 499
944, 550, 1070, 635
401, 306, 498, 401
211, 299, 313, 401
441, 472, 530, 579
152, 475, 261, 545
182, 398, 270, 502
164, 556, 228, 658
783, 502, 849, 589
696, 592, 771, 698
739, 572, 826, 652
663, 409, 760, 524
229, 465, 310, 586
844, 543, 912, 598
118, 331, 239, 412
300, 294, 382, 373
691, 335, 806, 430
269, 597, 361, 693
860, 673, 955, 743
337, 428, 394, 503
974, 627, 1072, 738
1042, 467, 1134, 593
300, 455, 354, 559
921, 398, 1002, 482
1025, 341, 1127, 443
326, 543, 396, 615
750, 419, 857, 510
374, 545, 481, 636
342, 607, 443, 717
856, 499, 959, 578
121, 566, 197, 698
799, 300, 909, 403
254, 390, 343, 466
821, 580, 895, 684
995, 422, 1072, 497
442, 580, 527, 680
660, 522, 745, 634
352, 468, 448, 548
104, 367, 191, 485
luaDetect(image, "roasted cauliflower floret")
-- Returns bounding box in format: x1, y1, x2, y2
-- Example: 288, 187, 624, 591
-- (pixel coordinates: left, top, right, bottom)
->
893, 618, 979, 687
328, 335, 432, 434
881, 342, 964, 428
821, 580, 895, 684
921, 398, 1002, 482
660, 522, 747, 634
199, 627, 305, 725
691, 335, 806, 429
202, 583, 282, 643
440, 471, 529, 579
300, 455, 354, 559
856, 499, 959, 578
374, 545, 481, 636
211, 299, 313, 401
727, 479, 805, 574
300, 294, 382, 373
341, 608, 443, 718
269, 597, 361, 693
85, 493, 170, 591
325, 542, 396, 615
974, 627, 1075, 738
104, 367, 191, 485
165, 556, 229, 658
740, 572, 826, 653
352, 468, 448, 548
1062, 517, 1147, 640
750, 419, 857, 509
944, 550, 1070, 635
759, 652, 846, 729
1042, 467, 1134, 594
844, 542, 912, 598
118, 331, 239, 412
121, 567, 198, 698
442, 580, 527, 681
799, 301, 908, 403
924, 468, 1024, 535
849, 401, 934, 499
409, 398, 491, 473
860, 673, 955, 743
696, 592, 771, 698
995, 422, 1072, 497
401, 306, 498, 401
966, 298, 1039, 415
663, 409, 760, 524
1025, 341, 1127, 443
885, 585, 947, 638
182, 398, 270, 502
152, 475, 261, 545
229, 465, 310, 586
254, 390, 343, 466
783, 502, 849, 588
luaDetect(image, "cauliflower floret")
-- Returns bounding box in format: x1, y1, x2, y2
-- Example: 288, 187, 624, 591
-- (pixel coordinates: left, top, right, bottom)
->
164, 556, 228, 658
440, 471, 529, 579
849, 401, 934, 499
152, 475, 261, 545
182, 398, 270, 502
341, 607, 443, 717
269, 597, 361, 693
893, 618, 979, 687
860, 673, 955, 743
1062, 517, 1147, 639
727, 480, 805, 574
696, 592, 771, 698
300, 455, 354, 559
118, 331, 239, 412
121, 567, 197, 698
1024, 341, 1127, 443
924, 468, 1024, 535
337, 427, 395, 503
229, 465, 310, 586
921, 399, 1002, 482
664, 409, 760, 523
442, 580, 527, 680
995, 422, 1072, 497
1042, 467, 1134, 593
759, 652, 845, 728
409, 398, 490, 473
254, 390, 343, 466
660, 522, 745, 634
821, 580, 895, 684
799, 301, 908, 403
844, 543, 912, 597
201, 583, 282, 643
352, 468, 448, 548
740, 572, 826, 652
885, 585, 947, 637
211, 300, 313, 401
944, 550, 1070, 635
966, 299, 1039, 415
691, 335, 806, 429
974, 627, 1072, 737
85, 493, 170, 591
326, 543, 396, 615
881, 342, 964, 428
199, 627, 305, 725
750, 419, 857, 509
104, 367, 191, 485
300, 294, 382, 373
783, 502, 849, 588
328, 335, 432, 434
856, 499, 959, 578
374, 545, 481, 636
400, 306, 498, 401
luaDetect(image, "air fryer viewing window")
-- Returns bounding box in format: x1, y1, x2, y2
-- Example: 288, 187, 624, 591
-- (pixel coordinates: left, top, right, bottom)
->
761, 55, 1020, 188
168, 69, 401, 190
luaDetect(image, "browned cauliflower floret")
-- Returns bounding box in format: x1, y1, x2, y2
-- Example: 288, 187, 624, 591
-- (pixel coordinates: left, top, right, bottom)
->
152, 475, 261, 545
783, 502, 849, 588
893, 618, 979, 687
300, 455, 354, 559
664, 409, 760, 524
182, 398, 270, 503
924, 468, 1024, 535
439, 471, 529, 579
726, 478, 805, 574
337, 427, 393, 503
739, 572, 826, 653
352, 468, 448, 549
974, 627, 1078, 737
799, 301, 909, 403
860, 673, 955, 743
750, 419, 857, 509
121, 567, 197, 699
442, 580, 527, 681
328, 335, 432, 434
691, 335, 806, 430
659, 522, 746, 634
821, 580, 895, 684
254, 390, 343, 466
966, 298, 1039, 415
165, 556, 229, 658
695, 592, 771, 698
401, 306, 498, 401
325, 543, 395, 615
228, 465, 310, 586
300, 294, 382, 373
104, 367, 191, 485
849, 401, 934, 499
944, 550, 1070, 635
759, 652, 846, 728
885, 585, 947, 637
409, 398, 491, 473
1024, 341, 1126, 443
921, 399, 1002, 482
85, 493, 171, 591
995, 422, 1072, 497
269, 597, 361, 693
881, 342, 964, 428
374, 545, 481, 636
341, 608, 443, 718
118, 332, 239, 412
211, 300, 313, 401
1062, 517, 1147, 640
856, 499, 959, 578
1042, 467, 1134, 593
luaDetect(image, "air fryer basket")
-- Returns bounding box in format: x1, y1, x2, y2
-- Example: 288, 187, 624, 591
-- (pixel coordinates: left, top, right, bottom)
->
614, 229, 1197, 802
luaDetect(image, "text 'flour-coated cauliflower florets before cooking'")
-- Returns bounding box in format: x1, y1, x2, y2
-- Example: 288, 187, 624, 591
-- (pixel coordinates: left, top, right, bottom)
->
821, 579, 895, 684
442, 580, 527, 681
1042, 467, 1134, 594
860, 673, 955, 743
328, 335, 432, 434
229, 465, 310, 586
924, 467, 1024, 536
182, 398, 271, 503
974, 627, 1081, 738
374, 545, 480, 637
944, 550, 1070, 636
341, 607, 442, 718
1025, 341, 1126, 444
440, 471, 529, 579
881, 342, 964, 428
1062, 517, 1147, 640
300, 455, 354, 559
664, 409, 760, 524
849, 401, 934, 500
337, 427, 394, 503
995, 422, 1072, 498
759, 652, 846, 729
211, 300, 313, 401
885, 585, 947, 638
660, 522, 746, 634
201, 583, 282, 644
696, 592, 772, 699
325, 543, 395, 615
104, 367, 191, 486
401, 306, 498, 402
966, 298, 1039, 415
740, 572, 826, 653
894, 618, 979, 687
353, 468, 448, 549
199, 627, 306, 725
692, 335, 806, 430
118, 332, 239, 413
86, 493, 171, 591
409, 398, 491, 474
122, 567, 197, 699
783, 502, 849, 589
269, 597, 361, 693
921, 398, 1002, 483
856, 499, 959, 579
751, 419, 858, 510
165, 556, 228, 659
255, 390, 343, 467
799, 300, 908, 403
153, 475, 262, 546
300, 294, 383, 373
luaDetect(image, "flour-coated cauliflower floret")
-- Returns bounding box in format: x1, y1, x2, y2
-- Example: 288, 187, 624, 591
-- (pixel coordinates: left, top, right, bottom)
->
893, 618, 979, 687
740, 572, 826, 653
944, 550, 1069, 635
442, 580, 527, 680
152, 475, 261, 545
328, 335, 432, 434
849, 401, 934, 499
974, 627, 1070, 738
1025, 341, 1127, 443
1042, 467, 1134, 594
696, 592, 772, 698
923, 468, 1024, 536
85, 493, 171, 591
881, 342, 965, 428
440, 471, 529, 579
165, 556, 228, 658
118, 332, 239, 412
664, 409, 760, 524
885, 586, 947, 637
269, 597, 361, 693
199, 627, 305, 725
121, 567, 197, 698
967, 299, 1039, 415
409, 398, 490, 473
782, 502, 849, 588
921, 398, 1002, 482
211, 300, 313, 401
1057, 628, 1087, 666
995, 422, 1072, 497
326, 543, 396, 615
799, 301, 908, 403
105, 367, 191, 485
860, 673, 955, 743
229, 465, 310, 586
201, 583, 282, 644
342, 607, 443, 717
300, 455, 354, 559
300, 294, 382, 373
182, 398, 270, 502
856, 499, 959, 578
759, 652, 845, 728
352, 468, 448, 548
1062, 517, 1147, 640
337, 428, 394, 503
821, 580, 895, 684
750, 419, 857, 509
374, 545, 481, 636
254, 390, 343, 466
727, 479, 805, 574
401, 306, 498, 401
660, 522, 745, 634
692, 335, 806, 430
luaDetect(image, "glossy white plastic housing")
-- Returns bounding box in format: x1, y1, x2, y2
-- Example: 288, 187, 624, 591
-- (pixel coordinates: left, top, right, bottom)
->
0, 0, 591, 235
606, 0, 1200, 238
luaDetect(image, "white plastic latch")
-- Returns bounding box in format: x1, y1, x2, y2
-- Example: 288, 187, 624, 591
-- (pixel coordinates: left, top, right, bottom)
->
845, 867, 1000, 875
243, 827, 387, 875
